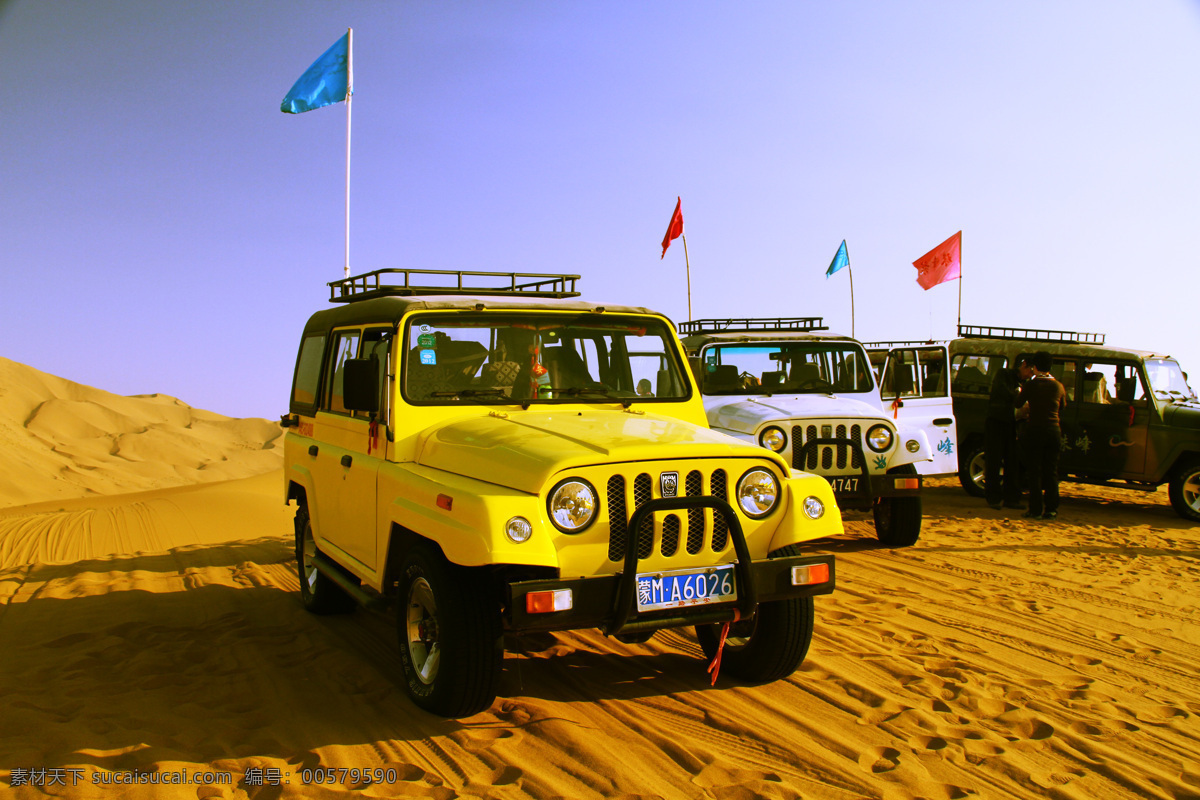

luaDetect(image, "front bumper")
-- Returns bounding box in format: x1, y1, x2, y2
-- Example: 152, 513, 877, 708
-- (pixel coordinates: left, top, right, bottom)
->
505, 496, 836, 636
794, 437, 922, 511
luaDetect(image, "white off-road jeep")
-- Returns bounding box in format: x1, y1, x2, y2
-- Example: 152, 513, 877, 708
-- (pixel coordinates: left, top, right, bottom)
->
680, 318, 932, 547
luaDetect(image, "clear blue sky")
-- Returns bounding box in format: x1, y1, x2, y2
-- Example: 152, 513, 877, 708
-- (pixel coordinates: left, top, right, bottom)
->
3, 1, 1198, 419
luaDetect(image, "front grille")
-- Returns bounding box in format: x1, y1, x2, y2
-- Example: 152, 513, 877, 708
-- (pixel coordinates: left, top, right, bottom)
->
792, 422, 865, 473
606, 468, 733, 562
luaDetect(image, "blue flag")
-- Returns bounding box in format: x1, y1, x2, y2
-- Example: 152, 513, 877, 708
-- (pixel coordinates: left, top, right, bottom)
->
826, 239, 849, 278
281, 32, 351, 114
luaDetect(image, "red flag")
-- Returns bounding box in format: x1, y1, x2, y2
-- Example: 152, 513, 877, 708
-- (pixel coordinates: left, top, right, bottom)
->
661, 197, 684, 258
912, 231, 962, 290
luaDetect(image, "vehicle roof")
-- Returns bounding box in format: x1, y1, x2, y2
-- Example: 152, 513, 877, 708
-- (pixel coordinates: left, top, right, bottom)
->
948, 337, 1170, 362
681, 330, 861, 349
300, 295, 666, 337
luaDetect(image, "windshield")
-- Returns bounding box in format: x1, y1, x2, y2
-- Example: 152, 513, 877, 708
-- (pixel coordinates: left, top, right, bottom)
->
698, 342, 874, 395
1144, 358, 1197, 400
403, 312, 690, 405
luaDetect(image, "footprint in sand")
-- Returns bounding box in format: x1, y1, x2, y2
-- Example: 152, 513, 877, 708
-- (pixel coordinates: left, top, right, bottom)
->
911, 735, 950, 752
857, 746, 901, 774
1140, 704, 1189, 722
478, 766, 522, 786
448, 726, 516, 754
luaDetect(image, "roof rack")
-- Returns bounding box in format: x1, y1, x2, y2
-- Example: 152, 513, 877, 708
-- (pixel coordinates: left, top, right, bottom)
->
328, 268, 581, 303
957, 324, 1105, 345
678, 317, 827, 335
861, 340, 941, 350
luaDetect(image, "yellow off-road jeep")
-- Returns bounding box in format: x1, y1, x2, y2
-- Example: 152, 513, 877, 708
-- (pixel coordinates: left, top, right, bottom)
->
283, 269, 840, 716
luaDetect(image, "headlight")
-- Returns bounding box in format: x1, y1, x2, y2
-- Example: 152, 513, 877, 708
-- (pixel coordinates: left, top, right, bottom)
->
736, 468, 780, 518
802, 495, 825, 519
505, 517, 533, 543
866, 424, 894, 452
759, 426, 787, 452
548, 478, 597, 533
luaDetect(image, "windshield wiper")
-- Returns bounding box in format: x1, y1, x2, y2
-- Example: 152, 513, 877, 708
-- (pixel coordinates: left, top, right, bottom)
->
429, 388, 511, 403
555, 386, 637, 408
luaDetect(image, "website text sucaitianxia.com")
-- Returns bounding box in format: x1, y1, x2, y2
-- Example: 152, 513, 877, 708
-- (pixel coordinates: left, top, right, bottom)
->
8, 768, 233, 787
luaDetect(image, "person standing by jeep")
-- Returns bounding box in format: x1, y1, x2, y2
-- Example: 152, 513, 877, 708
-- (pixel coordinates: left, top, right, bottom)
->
1015, 351, 1067, 520
984, 356, 1033, 510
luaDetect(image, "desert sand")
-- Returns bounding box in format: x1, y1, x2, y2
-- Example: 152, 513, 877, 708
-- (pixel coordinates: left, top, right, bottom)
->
1, 359, 1198, 800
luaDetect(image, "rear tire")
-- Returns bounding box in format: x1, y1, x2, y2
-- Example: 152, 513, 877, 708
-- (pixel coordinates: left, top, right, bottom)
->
958, 443, 987, 498
873, 465, 922, 547
295, 506, 356, 615
396, 544, 502, 717
695, 545, 815, 684
1168, 461, 1200, 522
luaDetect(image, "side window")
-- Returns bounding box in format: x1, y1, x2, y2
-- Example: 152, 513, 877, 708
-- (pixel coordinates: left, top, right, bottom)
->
950, 353, 1005, 395
355, 328, 392, 421
323, 329, 362, 414
915, 347, 947, 398
881, 349, 919, 398
1080, 361, 1149, 406
291, 334, 326, 410
1048, 358, 1077, 403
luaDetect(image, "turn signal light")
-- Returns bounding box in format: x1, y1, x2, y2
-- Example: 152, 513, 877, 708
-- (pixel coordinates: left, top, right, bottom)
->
525, 589, 573, 614
893, 478, 919, 490
792, 563, 830, 586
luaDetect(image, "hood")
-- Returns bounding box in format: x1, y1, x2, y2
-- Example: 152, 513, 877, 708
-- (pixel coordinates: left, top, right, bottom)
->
1163, 400, 1200, 430
703, 393, 888, 436
416, 410, 771, 494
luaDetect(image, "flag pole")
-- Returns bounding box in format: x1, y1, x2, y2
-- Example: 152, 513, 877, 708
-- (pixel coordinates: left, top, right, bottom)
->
343, 27, 353, 279
956, 232, 962, 335
682, 233, 693, 321
846, 241, 855, 339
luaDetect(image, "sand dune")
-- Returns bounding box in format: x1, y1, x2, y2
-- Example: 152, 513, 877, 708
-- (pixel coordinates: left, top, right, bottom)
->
0, 357, 282, 508
1, 364, 1198, 799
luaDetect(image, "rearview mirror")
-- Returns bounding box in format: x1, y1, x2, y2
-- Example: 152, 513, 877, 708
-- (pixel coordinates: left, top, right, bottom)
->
343, 358, 379, 413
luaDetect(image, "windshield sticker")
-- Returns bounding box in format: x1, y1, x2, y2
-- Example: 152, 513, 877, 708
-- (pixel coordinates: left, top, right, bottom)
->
417, 333, 437, 348
420, 349, 437, 365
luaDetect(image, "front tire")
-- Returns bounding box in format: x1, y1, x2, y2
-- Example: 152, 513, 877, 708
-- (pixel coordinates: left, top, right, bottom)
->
695, 545, 815, 684
873, 465, 922, 547
397, 544, 502, 717
1168, 461, 1200, 522
295, 506, 356, 615
958, 443, 987, 497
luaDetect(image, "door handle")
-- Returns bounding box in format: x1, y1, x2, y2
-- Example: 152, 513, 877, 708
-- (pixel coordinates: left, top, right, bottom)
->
340, 455, 353, 468
308, 445, 319, 457
933, 418, 953, 426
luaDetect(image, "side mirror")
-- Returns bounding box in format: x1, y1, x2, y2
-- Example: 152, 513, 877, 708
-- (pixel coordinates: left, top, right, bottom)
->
343, 358, 379, 413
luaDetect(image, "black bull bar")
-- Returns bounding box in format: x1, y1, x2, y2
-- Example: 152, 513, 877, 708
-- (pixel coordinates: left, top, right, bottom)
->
506, 495, 836, 636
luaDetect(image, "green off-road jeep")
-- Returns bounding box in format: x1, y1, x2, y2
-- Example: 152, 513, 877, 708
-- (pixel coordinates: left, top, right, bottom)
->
283, 269, 842, 716
879, 325, 1200, 521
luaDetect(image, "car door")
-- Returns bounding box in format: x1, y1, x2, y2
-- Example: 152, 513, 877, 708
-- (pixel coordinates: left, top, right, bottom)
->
1050, 357, 1085, 475
310, 327, 384, 572
1067, 360, 1150, 478
880, 345, 958, 475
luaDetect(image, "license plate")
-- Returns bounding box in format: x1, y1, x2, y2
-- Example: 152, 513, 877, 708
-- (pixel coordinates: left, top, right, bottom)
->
828, 476, 859, 493
636, 564, 737, 612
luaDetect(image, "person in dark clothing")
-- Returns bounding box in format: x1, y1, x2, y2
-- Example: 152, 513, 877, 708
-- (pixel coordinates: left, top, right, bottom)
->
1015, 351, 1067, 520
984, 357, 1034, 509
